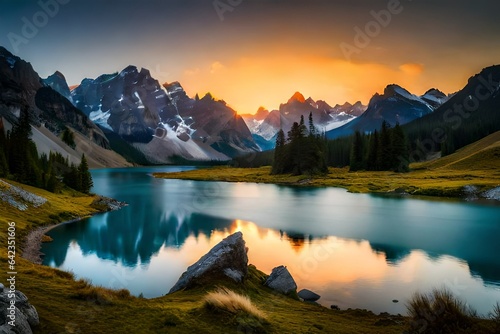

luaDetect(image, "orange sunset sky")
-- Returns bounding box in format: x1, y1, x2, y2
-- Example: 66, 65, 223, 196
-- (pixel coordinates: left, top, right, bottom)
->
2, 0, 500, 114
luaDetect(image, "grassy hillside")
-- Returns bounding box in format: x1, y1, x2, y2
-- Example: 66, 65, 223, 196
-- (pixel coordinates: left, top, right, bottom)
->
0, 179, 409, 333
413, 131, 500, 171
1, 163, 499, 332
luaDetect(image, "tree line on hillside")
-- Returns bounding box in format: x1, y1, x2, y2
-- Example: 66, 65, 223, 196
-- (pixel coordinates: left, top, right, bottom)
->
271, 113, 328, 175
404, 107, 500, 160
0, 109, 93, 194
349, 121, 409, 172
234, 118, 410, 173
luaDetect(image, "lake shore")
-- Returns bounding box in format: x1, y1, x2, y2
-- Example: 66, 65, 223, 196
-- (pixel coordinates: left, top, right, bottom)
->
22, 218, 84, 264
4, 175, 499, 333
21, 196, 127, 265
154, 166, 500, 201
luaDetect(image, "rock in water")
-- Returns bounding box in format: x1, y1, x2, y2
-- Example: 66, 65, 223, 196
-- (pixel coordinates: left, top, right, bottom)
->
298, 289, 321, 302
0, 287, 39, 334
169, 232, 248, 294
264, 266, 297, 295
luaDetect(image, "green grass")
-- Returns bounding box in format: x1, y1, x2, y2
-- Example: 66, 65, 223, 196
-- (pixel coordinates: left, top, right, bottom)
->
154, 164, 500, 198
154, 132, 500, 198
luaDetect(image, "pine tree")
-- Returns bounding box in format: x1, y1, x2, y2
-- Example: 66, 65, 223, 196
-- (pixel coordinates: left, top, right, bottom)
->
271, 129, 287, 175
272, 115, 328, 176
287, 122, 301, 142
79, 154, 93, 194
308, 112, 316, 137
0, 118, 9, 177
367, 130, 379, 171
349, 131, 364, 171
378, 121, 393, 170
61, 127, 76, 148
64, 163, 81, 191
8, 109, 33, 183
391, 123, 409, 172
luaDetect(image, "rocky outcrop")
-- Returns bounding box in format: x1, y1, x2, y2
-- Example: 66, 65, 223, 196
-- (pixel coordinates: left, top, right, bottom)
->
168, 232, 248, 294
90, 196, 128, 211
298, 289, 320, 302
0, 180, 47, 211
43, 71, 72, 102
264, 266, 297, 295
482, 187, 500, 201
72, 66, 163, 144
462, 185, 500, 201
0, 47, 110, 149
161, 83, 260, 158
0, 284, 39, 334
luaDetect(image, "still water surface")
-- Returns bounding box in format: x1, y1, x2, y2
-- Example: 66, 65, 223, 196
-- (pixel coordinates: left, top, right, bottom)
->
41, 166, 500, 315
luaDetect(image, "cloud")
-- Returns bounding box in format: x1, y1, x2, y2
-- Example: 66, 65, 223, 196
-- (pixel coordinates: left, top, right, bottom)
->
184, 68, 200, 76
210, 61, 225, 74
399, 63, 425, 75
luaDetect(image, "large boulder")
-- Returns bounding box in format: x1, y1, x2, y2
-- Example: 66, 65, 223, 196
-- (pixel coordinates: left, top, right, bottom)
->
264, 266, 297, 295
169, 232, 248, 294
0, 283, 39, 334
298, 289, 321, 302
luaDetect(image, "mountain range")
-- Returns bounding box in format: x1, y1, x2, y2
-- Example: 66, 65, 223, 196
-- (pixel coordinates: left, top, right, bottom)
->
1, 45, 498, 167
0, 46, 129, 168
326, 85, 449, 139
241, 92, 366, 149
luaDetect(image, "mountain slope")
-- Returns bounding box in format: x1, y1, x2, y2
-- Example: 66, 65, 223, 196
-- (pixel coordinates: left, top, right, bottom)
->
326, 85, 438, 139
43, 71, 73, 102
71, 68, 259, 163
72, 66, 163, 143
404, 65, 500, 157
414, 131, 500, 171
0, 47, 129, 167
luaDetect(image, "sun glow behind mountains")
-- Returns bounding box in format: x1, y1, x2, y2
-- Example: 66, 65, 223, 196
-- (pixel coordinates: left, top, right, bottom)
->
2, 0, 500, 114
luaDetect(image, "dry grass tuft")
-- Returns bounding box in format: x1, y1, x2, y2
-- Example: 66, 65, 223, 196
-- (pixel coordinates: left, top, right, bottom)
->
204, 287, 266, 320
490, 302, 500, 333
406, 288, 476, 333
70, 278, 131, 305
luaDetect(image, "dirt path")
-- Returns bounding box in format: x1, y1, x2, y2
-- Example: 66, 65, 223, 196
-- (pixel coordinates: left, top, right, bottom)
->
22, 218, 83, 264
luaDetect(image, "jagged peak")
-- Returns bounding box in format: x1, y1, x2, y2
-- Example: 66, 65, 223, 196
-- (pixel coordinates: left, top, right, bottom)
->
334, 101, 352, 109
163, 81, 183, 89
163, 81, 185, 95
202, 92, 214, 101
47, 71, 66, 80
305, 97, 315, 104
0, 46, 15, 58
122, 65, 138, 73
384, 84, 411, 97
288, 91, 306, 104
422, 88, 446, 97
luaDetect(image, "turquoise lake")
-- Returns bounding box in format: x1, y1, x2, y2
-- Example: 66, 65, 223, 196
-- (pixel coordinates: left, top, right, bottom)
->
41, 166, 500, 315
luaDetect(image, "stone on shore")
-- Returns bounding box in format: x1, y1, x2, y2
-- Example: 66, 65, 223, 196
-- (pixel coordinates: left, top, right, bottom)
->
298, 289, 321, 302
0, 287, 39, 334
264, 265, 297, 295
483, 187, 500, 201
169, 232, 248, 294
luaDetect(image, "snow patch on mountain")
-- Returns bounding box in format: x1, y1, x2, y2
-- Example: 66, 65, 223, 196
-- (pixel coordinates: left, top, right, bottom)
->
89, 107, 112, 131
324, 114, 357, 132
392, 86, 433, 110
